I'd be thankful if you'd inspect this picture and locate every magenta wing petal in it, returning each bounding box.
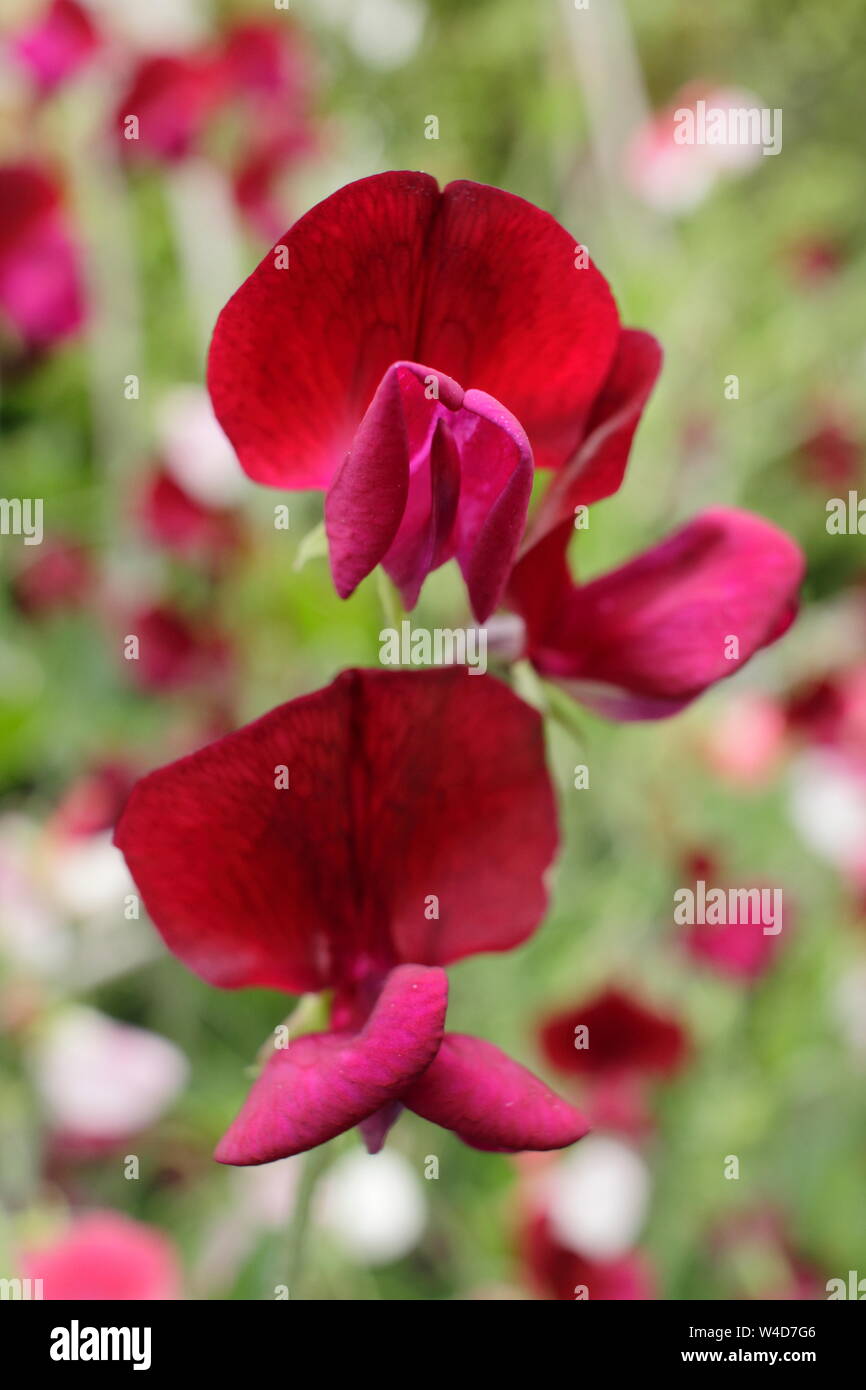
[525,508,805,720]
[215,965,448,1164]
[403,1034,589,1152]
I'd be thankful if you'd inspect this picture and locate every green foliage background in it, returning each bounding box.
[1,0,864,1299]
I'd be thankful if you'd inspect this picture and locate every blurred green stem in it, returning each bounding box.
[286,1144,331,1298]
[375,569,405,630]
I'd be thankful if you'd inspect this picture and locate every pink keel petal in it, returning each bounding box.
[404,1034,589,1153]
[215,965,448,1165]
[325,361,532,621]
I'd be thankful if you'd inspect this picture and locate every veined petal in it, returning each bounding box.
[208,172,619,489]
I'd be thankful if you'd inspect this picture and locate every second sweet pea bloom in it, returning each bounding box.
[505,330,806,718]
[114,668,588,1163]
[207,170,621,620]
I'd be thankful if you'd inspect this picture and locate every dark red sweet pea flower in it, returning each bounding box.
[208,171,621,616]
[10,0,100,97]
[121,603,232,694]
[540,986,688,1082]
[798,413,862,490]
[114,668,589,1162]
[0,163,84,348]
[522,1211,654,1301]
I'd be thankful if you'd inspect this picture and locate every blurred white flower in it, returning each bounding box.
[788,750,866,870]
[318,0,426,71]
[544,1134,651,1259]
[45,831,133,919]
[316,1148,427,1264]
[31,1006,188,1140]
[0,815,71,976]
[87,0,208,49]
[157,386,247,508]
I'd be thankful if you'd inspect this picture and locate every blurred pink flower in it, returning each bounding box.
[49,763,135,840]
[703,693,786,788]
[10,0,100,96]
[22,1211,181,1299]
[626,84,768,214]
[31,1006,188,1149]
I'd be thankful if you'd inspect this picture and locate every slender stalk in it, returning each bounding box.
[375,568,405,631]
[285,1144,331,1298]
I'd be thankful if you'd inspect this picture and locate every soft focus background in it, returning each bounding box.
[1,0,865,1300]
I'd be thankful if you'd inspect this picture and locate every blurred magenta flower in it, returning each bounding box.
[10,535,93,616]
[114,52,222,163]
[120,603,232,693]
[798,413,862,489]
[208,170,624,615]
[678,858,787,982]
[0,163,84,348]
[10,0,100,96]
[685,907,784,981]
[21,1211,181,1300]
[220,19,317,239]
[114,668,589,1162]
[113,19,315,235]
